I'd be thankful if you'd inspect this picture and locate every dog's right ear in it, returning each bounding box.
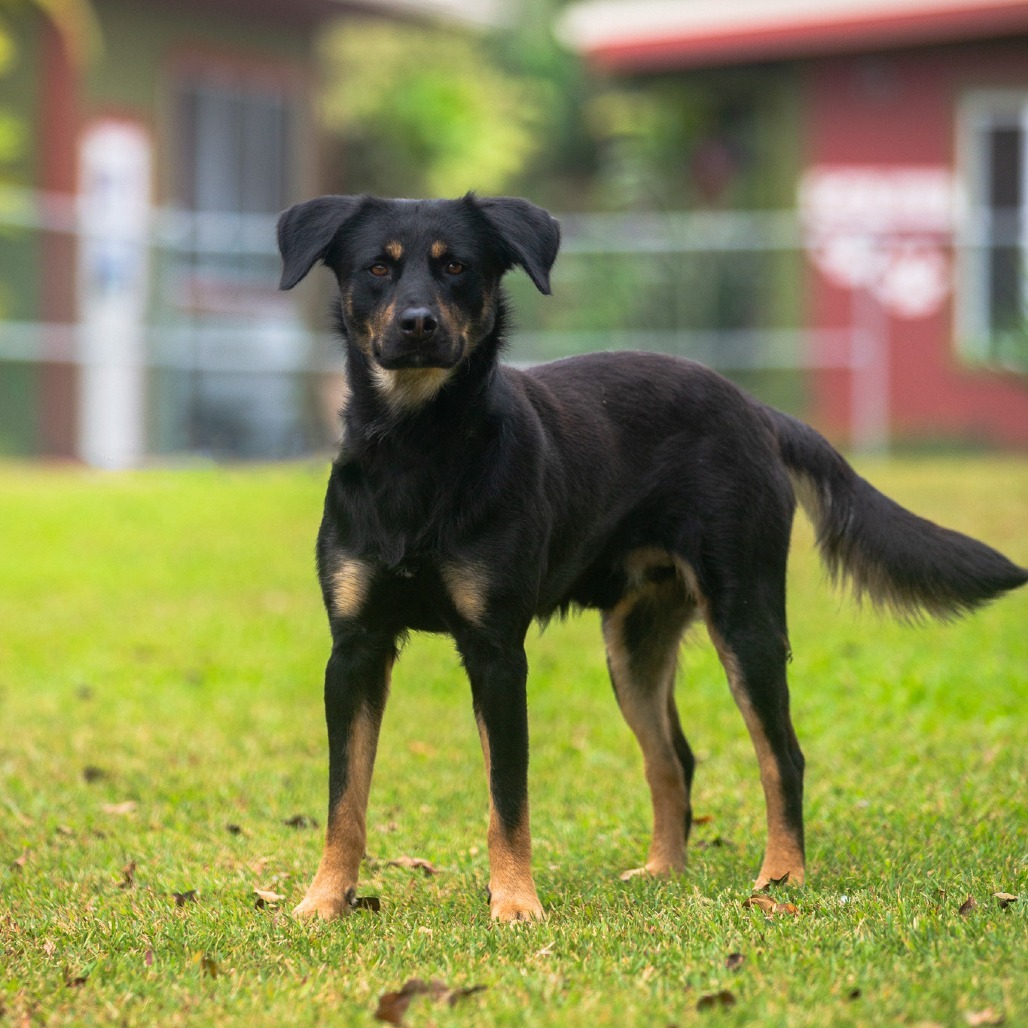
[277,195,364,290]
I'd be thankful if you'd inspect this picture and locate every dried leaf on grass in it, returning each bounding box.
[743,894,798,916]
[374,978,486,1024]
[958,895,977,916]
[81,766,106,783]
[993,892,1018,910]
[254,888,285,909]
[964,1009,1005,1026]
[387,856,440,876]
[10,852,27,872]
[194,953,218,979]
[118,861,137,889]
[144,949,154,967]
[695,836,734,850]
[697,990,736,1011]
[725,952,745,971]
[63,967,88,988]
[172,890,197,907]
[283,814,317,829]
[101,801,137,816]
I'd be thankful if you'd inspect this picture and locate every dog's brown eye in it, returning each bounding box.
[445,261,465,276]
[369,263,390,277]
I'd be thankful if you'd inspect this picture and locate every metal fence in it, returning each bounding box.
[0,188,883,464]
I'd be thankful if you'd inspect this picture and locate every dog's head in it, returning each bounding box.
[277,194,559,406]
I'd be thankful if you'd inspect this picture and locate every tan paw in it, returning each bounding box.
[292,885,354,921]
[489,888,545,922]
[620,859,684,881]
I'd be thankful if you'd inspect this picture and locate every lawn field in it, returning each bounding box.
[1,456,1025,1026]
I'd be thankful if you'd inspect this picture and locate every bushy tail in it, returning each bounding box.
[770,410,1027,621]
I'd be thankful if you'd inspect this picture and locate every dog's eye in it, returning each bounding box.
[445,261,465,276]
[368,263,390,278]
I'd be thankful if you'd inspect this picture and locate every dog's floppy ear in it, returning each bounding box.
[475,196,561,295]
[277,195,364,290]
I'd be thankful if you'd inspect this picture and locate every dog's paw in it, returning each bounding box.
[489,888,545,923]
[292,886,354,921]
[619,859,685,881]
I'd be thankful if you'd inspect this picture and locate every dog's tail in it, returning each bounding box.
[770,410,1027,621]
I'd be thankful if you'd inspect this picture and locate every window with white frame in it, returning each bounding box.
[957,92,1028,371]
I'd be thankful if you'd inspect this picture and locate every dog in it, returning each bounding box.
[276,193,1027,922]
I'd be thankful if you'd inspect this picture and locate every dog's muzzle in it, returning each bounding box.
[374,306,463,369]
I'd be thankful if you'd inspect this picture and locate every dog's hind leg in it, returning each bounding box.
[602,580,697,880]
[704,588,806,889]
[294,631,395,920]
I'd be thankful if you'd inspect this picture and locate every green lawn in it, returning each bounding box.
[1,457,1025,1026]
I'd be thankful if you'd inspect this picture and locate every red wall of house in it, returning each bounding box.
[806,40,1028,449]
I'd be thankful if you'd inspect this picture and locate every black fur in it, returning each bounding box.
[278,193,1027,921]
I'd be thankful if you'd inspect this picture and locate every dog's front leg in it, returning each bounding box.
[294,633,394,921]
[457,632,543,922]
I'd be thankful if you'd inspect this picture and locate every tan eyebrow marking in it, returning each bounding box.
[430,240,447,260]
[384,241,403,261]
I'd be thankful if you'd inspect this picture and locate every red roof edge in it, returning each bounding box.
[588,3,1028,73]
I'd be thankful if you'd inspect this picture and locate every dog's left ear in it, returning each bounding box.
[475,196,561,295]
[277,194,365,290]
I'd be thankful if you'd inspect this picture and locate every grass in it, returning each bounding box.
[0,456,1025,1026]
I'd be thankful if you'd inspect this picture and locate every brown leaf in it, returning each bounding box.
[81,765,106,783]
[172,890,197,907]
[387,856,440,876]
[118,861,136,889]
[693,814,714,825]
[697,990,736,1011]
[695,836,734,849]
[743,894,797,916]
[725,952,745,971]
[200,955,218,979]
[958,895,978,916]
[283,814,317,829]
[965,1009,1005,1026]
[374,979,485,1024]
[43,941,57,958]
[10,853,27,872]
[63,967,88,988]
[101,801,137,816]
[144,949,154,967]
[254,888,285,909]
[993,892,1018,910]
[225,823,244,836]
[55,825,75,837]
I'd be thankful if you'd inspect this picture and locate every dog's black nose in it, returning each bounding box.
[399,307,438,340]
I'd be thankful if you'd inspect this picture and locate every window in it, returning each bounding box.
[957,93,1028,371]
[174,70,294,282]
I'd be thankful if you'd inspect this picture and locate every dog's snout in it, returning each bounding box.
[399,307,438,341]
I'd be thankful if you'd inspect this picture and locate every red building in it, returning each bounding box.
[561,0,1028,449]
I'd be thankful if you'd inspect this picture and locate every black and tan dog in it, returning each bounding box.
[277,193,1026,922]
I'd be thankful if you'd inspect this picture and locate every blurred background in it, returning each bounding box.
[0,0,1025,466]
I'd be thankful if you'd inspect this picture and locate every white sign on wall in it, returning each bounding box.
[77,120,152,469]
[799,165,959,319]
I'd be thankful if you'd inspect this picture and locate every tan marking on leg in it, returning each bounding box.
[331,559,372,621]
[430,240,447,259]
[709,634,805,888]
[294,693,388,920]
[476,717,543,922]
[603,594,688,879]
[442,563,488,625]
[384,241,403,261]
[371,366,453,410]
